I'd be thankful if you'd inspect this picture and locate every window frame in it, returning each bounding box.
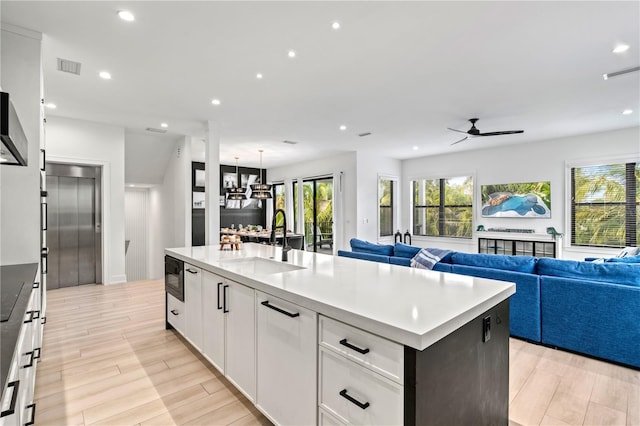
[409,174,474,239]
[378,175,398,238]
[566,156,639,249]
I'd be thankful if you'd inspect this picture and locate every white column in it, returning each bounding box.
[205,121,221,245]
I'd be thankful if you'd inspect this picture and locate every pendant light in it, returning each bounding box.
[227,157,247,200]
[250,149,272,199]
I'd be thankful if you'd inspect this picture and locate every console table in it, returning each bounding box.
[477,232,561,258]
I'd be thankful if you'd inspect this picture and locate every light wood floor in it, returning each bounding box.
[34,280,639,426]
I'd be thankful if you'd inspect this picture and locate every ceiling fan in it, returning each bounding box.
[448,118,524,145]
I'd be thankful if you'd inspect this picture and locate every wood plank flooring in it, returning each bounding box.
[34,280,639,425]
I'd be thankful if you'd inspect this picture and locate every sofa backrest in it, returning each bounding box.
[537,257,640,286]
[350,238,394,256]
[393,242,421,259]
[451,252,538,273]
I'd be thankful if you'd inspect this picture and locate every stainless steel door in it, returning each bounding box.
[46,164,102,289]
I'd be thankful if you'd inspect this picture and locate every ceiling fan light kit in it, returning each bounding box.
[448,118,524,145]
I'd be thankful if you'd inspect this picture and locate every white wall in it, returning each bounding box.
[148,137,191,279]
[46,116,127,283]
[0,25,42,265]
[356,152,402,243]
[268,152,357,251]
[402,126,640,260]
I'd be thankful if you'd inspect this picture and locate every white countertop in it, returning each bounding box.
[166,244,515,351]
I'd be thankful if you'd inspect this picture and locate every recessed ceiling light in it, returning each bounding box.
[332,22,341,30]
[339,125,346,131]
[161,122,168,128]
[46,103,57,109]
[288,50,296,58]
[99,71,111,80]
[622,109,633,115]
[256,73,263,79]
[613,44,630,54]
[117,10,135,22]
[211,99,221,105]
[413,146,419,150]
[128,184,135,187]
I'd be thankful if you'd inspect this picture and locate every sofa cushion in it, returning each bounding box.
[606,255,640,264]
[451,252,537,273]
[394,243,421,259]
[350,238,394,256]
[537,257,640,286]
[337,250,390,264]
[389,257,411,267]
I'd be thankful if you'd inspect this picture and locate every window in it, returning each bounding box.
[273,183,285,227]
[412,176,473,238]
[571,162,639,247]
[379,178,394,237]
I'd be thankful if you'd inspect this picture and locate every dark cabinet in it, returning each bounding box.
[478,234,559,258]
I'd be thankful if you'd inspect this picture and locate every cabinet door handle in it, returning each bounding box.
[223,285,229,313]
[186,268,198,274]
[339,339,370,354]
[217,282,223,310]
[25,403,36,426]
[170,309,179,316]
[23,351,35,368]
[0,380,19,417]
[33,281,40,289]
[34,347,41,360]
[260,300,300,318]
[24,310,34,324]
[339,389,370,410]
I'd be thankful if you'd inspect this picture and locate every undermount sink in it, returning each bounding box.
[219,257,306,275]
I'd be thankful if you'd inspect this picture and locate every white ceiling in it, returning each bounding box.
[2,1,639,177]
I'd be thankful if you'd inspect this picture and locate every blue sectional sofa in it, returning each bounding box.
[338,239,640,369]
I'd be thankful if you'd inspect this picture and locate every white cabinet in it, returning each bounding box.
[184,264,203,350]
[166,293,186,335]
[202,271,226,373]
[256,291,317,426]
[225,280,256,402]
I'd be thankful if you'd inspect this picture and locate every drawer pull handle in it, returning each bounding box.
[186,268,198,274]
[24,310,35,324]
[223,285,229,313]
[25,403,36,426]
[170,309,179,316]
[23,351,35,368]
[0,380,19,417]
[217,282,223,310]
[260,300,300,318]
[34,347,42,360]
[339,389,370,410]
[339,338,370,354]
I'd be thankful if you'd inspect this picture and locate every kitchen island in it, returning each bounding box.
[165,243,515,426]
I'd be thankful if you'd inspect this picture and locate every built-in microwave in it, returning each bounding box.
[165,256,184,301]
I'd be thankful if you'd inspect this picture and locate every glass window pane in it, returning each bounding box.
[574,164,626,203]
[574,205,625,246]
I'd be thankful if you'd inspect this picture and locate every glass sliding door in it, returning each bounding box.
[273,183,285,227]
[303,177,333,253]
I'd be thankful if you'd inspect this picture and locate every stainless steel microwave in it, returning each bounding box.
[165,256,184,301]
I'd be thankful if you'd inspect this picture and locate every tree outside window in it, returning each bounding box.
[379,178,393,237]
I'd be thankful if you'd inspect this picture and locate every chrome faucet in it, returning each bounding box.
[271,208,291,261]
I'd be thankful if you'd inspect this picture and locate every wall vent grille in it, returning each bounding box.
[57,58,82,75]
[145,127,167,134]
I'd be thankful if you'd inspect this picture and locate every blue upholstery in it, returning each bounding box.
[452,265,541,342]
[393,242,421,259]
[538,257,640,286]
[607,255,640,264]
[350,238,394,256]
[389,257,411,267]
[541,276,640,368]
[337,250,390,264]
[451,252,537,273]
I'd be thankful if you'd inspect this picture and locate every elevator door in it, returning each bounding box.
[46,164,102,289]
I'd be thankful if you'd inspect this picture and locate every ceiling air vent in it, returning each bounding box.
[57,58,82,75]
[145,127,167,134]
[358,132,372,137]
[283,140,298,145]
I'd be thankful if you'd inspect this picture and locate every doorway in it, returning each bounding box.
[46,163,102,288]
[303,177,333,254]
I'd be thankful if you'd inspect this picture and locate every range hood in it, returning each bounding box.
[0,91,28,166]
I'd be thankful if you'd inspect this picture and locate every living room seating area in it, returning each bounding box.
[338,239,640,369]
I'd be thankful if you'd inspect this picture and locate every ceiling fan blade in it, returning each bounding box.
[447,127,469,134]
[450,136,468,145]
[478,130,524,136]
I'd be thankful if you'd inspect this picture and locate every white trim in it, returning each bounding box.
[1,23,42,40]
[564,154,639,250]
[47,155,111,285]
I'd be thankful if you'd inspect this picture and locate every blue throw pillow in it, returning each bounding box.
[451,253,537,273]
[350,238,394,256]
[394,243,421,259]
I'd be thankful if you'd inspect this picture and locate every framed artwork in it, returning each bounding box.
[481,181,551,218]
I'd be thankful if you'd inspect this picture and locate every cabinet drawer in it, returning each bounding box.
[319,407,347,426]
[166,293,186,334]
[319,316,404,384]
[319,347,403,426]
